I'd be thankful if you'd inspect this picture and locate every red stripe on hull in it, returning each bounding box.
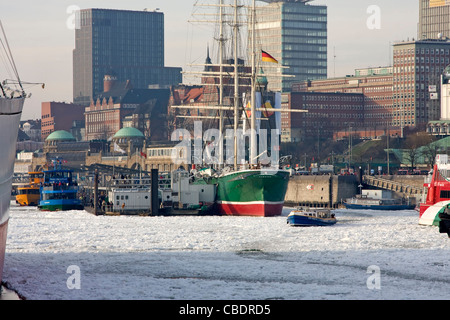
[0,219,8,284]
[218,202,284,217]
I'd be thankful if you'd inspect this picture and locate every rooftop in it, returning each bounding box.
[113,127,144,139]
[46,130,76,142]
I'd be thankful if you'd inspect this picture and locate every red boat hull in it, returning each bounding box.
[218,201,284,217]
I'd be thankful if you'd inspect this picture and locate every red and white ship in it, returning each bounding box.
[419,154,450,226]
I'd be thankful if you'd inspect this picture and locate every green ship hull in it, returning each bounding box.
[38,200,84,211]
[215,169,290,216]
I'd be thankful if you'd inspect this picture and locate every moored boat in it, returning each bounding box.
[344,189,415,211]
[287,208,337,227]
[419,154,450,226]
[38,166,83,211]
[15,171,43,206]
[343,196,415,210]
[105,169,216,215]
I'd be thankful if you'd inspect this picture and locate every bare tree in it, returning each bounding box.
[403,132,433,170]
[423,143,440,169]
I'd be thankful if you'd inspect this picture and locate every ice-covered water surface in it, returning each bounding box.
[3,203,450,300]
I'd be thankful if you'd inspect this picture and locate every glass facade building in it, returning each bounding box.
[255,0,327,92]
[73,8,182,106]
[418,0,450,40]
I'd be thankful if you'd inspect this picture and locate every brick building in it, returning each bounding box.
[393,39,450,133]
[288,66,394,141]
[41,102,85,141]
[283,91,364,142]
[84,74,170,141]
[289,39,450,140]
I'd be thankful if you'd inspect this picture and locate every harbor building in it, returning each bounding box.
[284,91,364,142]
[392,39,450,132]
[41,102,85,141]
[288,38,450,140]
[84,73,170,142]
[255,0,327,92]
[73,8,182,106]
[31,127,185,174]
[288,66,394,142]
[418,0,450,40]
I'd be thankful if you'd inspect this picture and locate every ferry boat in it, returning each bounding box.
[287,208,337,227]
[0,20,27,287]
[38,166,83,211]
[419,154,450,226]
[106,169,215,215]
[15,171,43,206]
[344,189,415,211]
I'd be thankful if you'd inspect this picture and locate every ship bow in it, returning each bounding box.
[217,169,290,217]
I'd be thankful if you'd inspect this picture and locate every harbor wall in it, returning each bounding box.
[285,175,358,208]
[284,174,426,208]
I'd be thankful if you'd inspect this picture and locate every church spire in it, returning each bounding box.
[204,43,212,71]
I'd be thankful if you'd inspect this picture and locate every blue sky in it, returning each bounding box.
[1,0,418,119]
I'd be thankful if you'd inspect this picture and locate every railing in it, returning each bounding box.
[78,172,172,190]
[41,185,79,192]
[362,175,422,195]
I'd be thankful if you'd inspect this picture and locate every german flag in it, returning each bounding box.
[261,50,278,63]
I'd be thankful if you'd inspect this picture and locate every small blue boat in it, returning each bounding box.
[287,208,337,227]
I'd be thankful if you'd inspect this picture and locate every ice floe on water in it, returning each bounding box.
[3,202,450,300]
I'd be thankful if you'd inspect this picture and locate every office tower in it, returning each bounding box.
[255,0,327,92]
[418,0,450,40]
[393,39,450,132]
[73,8,182,106]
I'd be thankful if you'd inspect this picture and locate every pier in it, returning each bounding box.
[13,167,427,211]
[362,175,423,196]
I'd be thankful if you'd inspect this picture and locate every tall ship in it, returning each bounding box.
[38,162,84,211]
[0,21,27,287]
[419,154,450,226]
[214,168,289,216]
[15,171,43,206]
[172,0,298,216]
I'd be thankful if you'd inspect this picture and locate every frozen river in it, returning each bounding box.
[2,201,450,300]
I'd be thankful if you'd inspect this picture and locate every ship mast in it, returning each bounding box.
[250,0,257,166]
[233,0,240,170]
[172,0,306,168]
[218,0,225,169]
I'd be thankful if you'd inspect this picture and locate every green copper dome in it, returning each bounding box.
[113,127,144,139]
[46,130,76,141]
